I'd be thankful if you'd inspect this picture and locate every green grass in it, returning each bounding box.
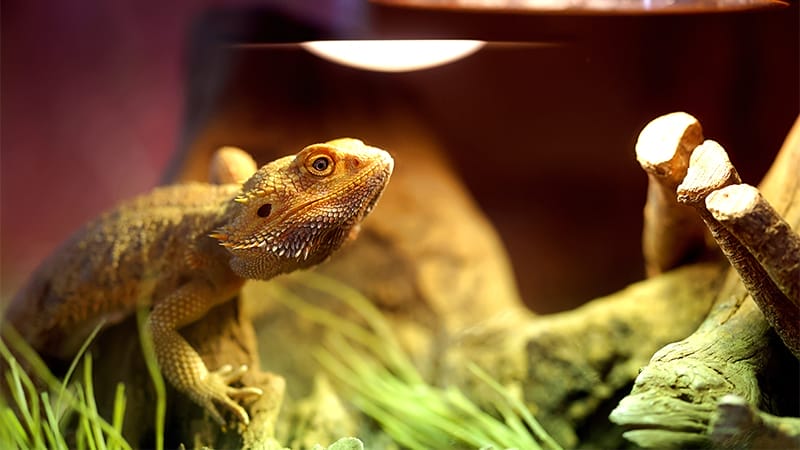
[0,332,129,450]
[0,312,166,450]
[270,272,563,450]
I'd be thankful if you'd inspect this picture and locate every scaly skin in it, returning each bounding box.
[5,138,393,425]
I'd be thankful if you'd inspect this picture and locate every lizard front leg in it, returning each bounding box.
[146,278,262,425]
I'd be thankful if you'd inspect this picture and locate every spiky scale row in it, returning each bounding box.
[233,188,268,204]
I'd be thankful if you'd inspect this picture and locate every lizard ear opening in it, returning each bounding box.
[256,203,272,218]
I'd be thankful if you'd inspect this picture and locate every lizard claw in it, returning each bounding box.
[199,364,264,425]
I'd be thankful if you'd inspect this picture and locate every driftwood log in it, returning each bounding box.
[440,263,723,448]
[610,113,800,448]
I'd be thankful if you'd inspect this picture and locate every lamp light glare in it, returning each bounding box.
[301,40,486,72]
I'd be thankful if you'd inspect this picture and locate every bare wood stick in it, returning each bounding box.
[636,112,703,186]
[706,184,800,353]
[676,140,742,203]
[707,184,800,305]
[636,112,709,276]
[677,141,800,358]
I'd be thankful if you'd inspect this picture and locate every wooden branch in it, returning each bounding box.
[635,112,709,276]
[636,112,703,188]
[706,184,800,307]
[676,139,741,204]
[676,142,800,358]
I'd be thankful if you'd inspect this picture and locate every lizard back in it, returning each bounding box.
[6,182,240,358]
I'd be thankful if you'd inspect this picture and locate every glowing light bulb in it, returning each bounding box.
[301,40,486,73]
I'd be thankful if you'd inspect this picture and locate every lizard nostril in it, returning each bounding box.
[256,204,272,218]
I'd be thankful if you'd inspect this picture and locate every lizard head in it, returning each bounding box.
[212,138,394,280]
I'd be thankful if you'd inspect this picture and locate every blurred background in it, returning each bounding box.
[2,0,798,312]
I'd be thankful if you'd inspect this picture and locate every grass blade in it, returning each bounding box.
[1,408,31,448]
[109,383,127,450]
[136,307,165,450]
[469,363,563,450]
[58,321,105,412]
[41,391,68,450]
[5,358,42,448]
[82,355,107,450]
[76,386,98,450]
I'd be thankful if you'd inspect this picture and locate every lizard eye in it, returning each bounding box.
[306,154,334,176]
[256,203,272,218]
[313,157,328,171]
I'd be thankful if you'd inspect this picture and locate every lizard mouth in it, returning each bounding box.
[363,195,379,217]
[361,156,394,215]
[361,170,390,217]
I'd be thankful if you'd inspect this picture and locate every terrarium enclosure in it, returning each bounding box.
[1,1,798,449]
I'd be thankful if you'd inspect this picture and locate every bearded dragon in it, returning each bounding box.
[4,138,393,425]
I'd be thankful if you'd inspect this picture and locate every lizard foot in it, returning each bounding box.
[198,364,264,425]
